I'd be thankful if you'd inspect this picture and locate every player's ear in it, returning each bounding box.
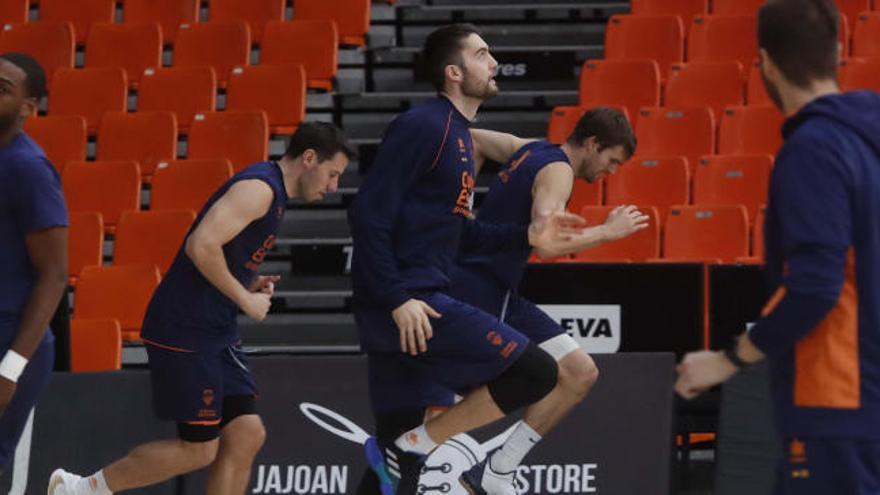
[302,149,318,168]
[446,64,463,84]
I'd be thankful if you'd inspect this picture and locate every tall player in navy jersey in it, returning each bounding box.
[49,123,355,495]
[348,24,587,495]
[0,53,66,474]
[359,109,647,495]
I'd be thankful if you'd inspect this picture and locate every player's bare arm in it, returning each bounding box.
[471,128,535,174]
[186,180,276,322]
[529,164,647,258]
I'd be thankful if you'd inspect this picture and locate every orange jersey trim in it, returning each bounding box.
[185,419,222,426]
[142,338,195,353]
[794,248,861,409]
[428,109,454,172]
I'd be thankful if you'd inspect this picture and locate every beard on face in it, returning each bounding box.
[0,107,20,136]
[460,66,498,101]
[761,70,785,111]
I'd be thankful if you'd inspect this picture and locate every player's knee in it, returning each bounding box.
[488,343,558,414]
[227,415,267,457]
[558,351,599,400]
[181,438,219,469]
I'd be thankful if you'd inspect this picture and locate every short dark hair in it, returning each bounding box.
[567,107,636,158]
[758,0,839,88]
[285,121,357,162]
[0,52,47,99]
[420,23,482,93]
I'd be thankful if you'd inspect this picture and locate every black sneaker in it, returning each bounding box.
[385,443,426,495]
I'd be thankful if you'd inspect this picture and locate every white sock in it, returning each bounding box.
[490,422,542,474]
[394,425,438,455]
[77,470,112,495]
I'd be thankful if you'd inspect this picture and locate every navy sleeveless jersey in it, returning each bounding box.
[458,141,569,291]
[142,161,288,351]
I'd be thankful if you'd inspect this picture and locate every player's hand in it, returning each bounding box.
[0,378,15,413]
[528,211,587,248]
[249,275,281,295]
[392,299,442,356]
[603,205,650,241]
[674,351,738,399]
[240,292,272,322]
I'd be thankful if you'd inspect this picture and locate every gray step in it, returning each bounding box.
[238,313,359,349]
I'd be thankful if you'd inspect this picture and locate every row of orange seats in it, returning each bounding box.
[564,154,770,222]
[575,57,880,121]
[33,108,268,180]
[531,203,765,264]
[550,104,782,169]
[1,20,338,90]
[0,0,369,45]
[632,0,874,29]
[605,11,880,77]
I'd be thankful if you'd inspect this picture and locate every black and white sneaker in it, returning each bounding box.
[460,456,517,495]
[385,443,427,495]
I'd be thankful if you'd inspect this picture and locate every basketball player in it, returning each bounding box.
[49,123,355,495]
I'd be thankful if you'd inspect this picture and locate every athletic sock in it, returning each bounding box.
[394,424,438,456]
[78,470,112,495]
[489,421,542,474]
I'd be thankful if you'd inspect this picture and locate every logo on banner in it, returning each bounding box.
[538,305,622,354]
[263,403,599,494]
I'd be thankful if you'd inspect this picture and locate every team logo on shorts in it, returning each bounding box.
[202,388,215,406]
[486,330,519,358]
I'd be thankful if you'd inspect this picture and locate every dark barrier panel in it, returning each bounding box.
[715,363,780,495]
[708,265,766,350]
[0,371,177,494]
[520,263,704,356]
[3,353,675,494]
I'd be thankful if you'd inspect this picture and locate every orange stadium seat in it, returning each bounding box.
[261,20,338,91]
[209,0,285,43]
[693,154,772,222]
[567,178,604,212]
[85,22,162,88]
[187,111,268,172]
[62,160,141,232]
[578,59,661,118]
[837,0,873,27]
[853,11,880,56]
[138,66,217,131]
[546,105,630,145]
[24,115,87,173]
[150,159,233,212]
[573,205,661,262]
[114,209,196,274]
[840,56,880,91]
[718,105,785,156]
[0,22,75,81]
[123,0,199,45]
[753,206,766,258]
[664,205,750,262]
[688,15,757,68]
[711,0,765,15]
[74,264,161,340]
[96,111,178,180]
[48,67,127,133]
[604,14,685,76]
[635,106,715,174]
[605,156,689,223]
[294,0,370,47]
[174,21,250,87]
[746,61,772,105]
[70,318,122,372]
[227,64,306,134]
[630,0,709,28]
[0,0,27,24]
[664,61,745,119]
[68,211,103,285]
[38,0,115,45]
